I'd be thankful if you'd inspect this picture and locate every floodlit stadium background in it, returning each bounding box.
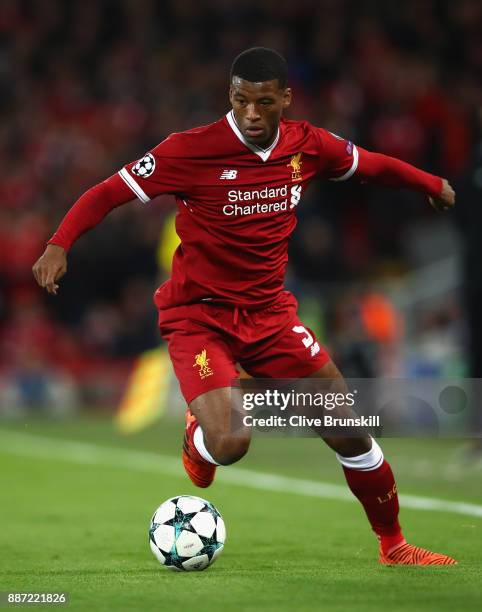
[0,0,481,421]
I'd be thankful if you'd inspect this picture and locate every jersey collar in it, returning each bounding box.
[226,110,280,162]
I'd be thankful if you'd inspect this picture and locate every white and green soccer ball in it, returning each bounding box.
[149,495,226,571]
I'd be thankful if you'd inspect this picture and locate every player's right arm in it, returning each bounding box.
[32,174,134,295]
[33,135,185,295]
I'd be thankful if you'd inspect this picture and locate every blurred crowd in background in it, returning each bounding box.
[0,0,481,413]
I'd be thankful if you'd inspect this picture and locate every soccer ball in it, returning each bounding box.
[149,495,226,571]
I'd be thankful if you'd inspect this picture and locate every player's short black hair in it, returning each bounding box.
[230,47,288,89]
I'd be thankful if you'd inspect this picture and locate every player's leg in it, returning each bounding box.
[305,359,371,455]
[188,386,251,466]
[306,359,457,565]
[243,305,456,565]
[305,360,404,551]
[160,312,251,488]
[182,386,251,488]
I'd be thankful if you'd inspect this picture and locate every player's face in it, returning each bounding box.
[229,77,292,147]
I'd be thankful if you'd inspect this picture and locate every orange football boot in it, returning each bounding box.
[380,541,457,565]
[182,409,216,488]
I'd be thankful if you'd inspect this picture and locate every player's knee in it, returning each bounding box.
[324,436,372,456]
[211,433,251,465]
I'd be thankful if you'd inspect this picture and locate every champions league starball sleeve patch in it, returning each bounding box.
[132,153,156,178]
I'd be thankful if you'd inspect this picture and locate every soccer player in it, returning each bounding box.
[33,48,457,565]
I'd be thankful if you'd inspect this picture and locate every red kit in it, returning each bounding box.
[117,113,358,400]
[49,112,441,402]
[119,112,357,310]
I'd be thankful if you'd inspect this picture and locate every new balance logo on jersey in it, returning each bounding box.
[220,169,238,180]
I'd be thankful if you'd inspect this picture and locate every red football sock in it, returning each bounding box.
[342,459,405,554]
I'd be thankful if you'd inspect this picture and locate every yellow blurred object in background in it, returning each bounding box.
[116,346,171,434]
[157,210,180,275]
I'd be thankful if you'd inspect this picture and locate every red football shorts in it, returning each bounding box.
[158,291,330,404]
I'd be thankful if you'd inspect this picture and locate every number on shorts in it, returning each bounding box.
[292,325,314,348]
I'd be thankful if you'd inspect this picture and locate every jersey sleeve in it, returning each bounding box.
[316,128,359,182]
[118,134,187,203]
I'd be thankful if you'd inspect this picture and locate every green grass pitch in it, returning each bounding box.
[1,416,481,611]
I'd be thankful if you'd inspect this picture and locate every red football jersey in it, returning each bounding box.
[118,111,358,309]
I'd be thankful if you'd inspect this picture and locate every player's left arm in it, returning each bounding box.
[356,147,455,212]
[318,128,455,212]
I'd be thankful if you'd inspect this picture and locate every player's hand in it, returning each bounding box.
[429,178,455,212]
[32,244,67,295]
